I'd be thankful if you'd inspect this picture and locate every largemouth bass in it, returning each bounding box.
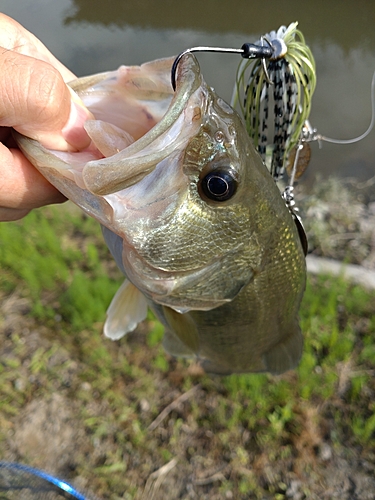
[15,55,306,375]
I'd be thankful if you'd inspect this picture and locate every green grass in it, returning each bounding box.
[0,205,119,324]
[0,203,375,499]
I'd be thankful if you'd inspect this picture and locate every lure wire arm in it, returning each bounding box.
[296,69,375,149]
[171,43,276,91]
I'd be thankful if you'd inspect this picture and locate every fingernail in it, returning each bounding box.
[62,87,94,150]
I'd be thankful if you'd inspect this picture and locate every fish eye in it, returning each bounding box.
[200,169,238,202]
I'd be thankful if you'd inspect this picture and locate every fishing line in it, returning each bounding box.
[307,69,375,146]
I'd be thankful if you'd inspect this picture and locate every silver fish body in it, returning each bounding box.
[15,55,306,374]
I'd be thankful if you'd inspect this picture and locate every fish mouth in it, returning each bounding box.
[80,54,204,196]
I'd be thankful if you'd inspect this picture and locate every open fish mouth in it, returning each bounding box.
[15,55,212,229]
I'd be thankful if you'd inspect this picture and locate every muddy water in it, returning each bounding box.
[2,0,375,186]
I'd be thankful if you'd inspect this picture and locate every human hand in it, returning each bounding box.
[0,13,92,221]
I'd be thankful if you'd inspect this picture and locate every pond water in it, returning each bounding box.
[3,0,375,188]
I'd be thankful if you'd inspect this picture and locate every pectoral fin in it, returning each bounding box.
[262,324,303,375]
[162,330,195,357]
[162,306,199,355]
[104,279,148,340]
[199,359,235,375]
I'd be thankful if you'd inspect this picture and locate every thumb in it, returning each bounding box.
[0,50,92,150]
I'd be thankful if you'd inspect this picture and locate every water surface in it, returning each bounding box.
[2,0,375,186]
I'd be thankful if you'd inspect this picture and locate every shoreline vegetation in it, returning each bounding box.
[1,176,375,499]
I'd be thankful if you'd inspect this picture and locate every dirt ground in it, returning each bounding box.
[2,295,375,500]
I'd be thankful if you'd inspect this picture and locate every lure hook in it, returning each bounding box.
[171,43,276,91]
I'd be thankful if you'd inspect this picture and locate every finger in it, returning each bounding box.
[0,143,66,214]
[0,207,32,222]
[0,50,92,150]
[0,13,75,82]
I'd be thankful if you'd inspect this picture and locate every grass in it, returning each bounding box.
[0,202,375,499]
